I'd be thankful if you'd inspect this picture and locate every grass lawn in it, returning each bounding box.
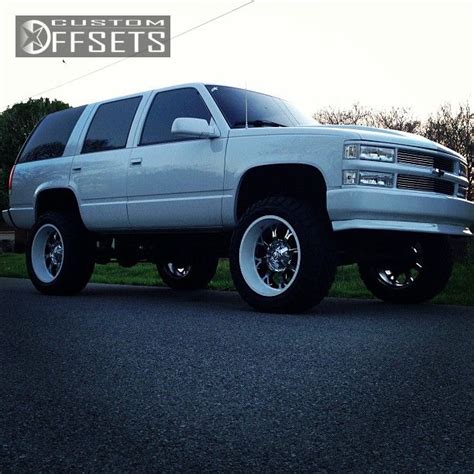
[0,252,472,306]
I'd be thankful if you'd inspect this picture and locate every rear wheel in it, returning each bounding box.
[157,256,219,290]
[358,235,453,304]
[26,212,94,295]
[230,196,336,313]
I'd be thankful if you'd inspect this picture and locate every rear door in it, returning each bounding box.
[70,95,144,230]
[127,87,226,229]
[9,106,86,229]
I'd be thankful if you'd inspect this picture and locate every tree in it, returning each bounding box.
[313,103,422,133]
[373,107,421,134]
[0,98,70,216]
[313,103,374,126]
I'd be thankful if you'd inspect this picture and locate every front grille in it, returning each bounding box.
[397,149,454,173]
[397,174,454,196]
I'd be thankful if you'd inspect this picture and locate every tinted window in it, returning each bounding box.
[140,88,212,146]
[206,85,314,128]
[18,106,86,163]
[82,96,141,154]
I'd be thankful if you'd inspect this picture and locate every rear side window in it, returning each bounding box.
[82,96,141,154]
[140,88,211,146]
[18,106,86,163]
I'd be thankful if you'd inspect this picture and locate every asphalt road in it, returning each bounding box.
[0,278,473,472]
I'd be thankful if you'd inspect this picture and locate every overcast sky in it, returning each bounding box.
[0,0,472,117]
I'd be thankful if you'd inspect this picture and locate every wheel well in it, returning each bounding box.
[35,188,81,221]
[236,164,329,219]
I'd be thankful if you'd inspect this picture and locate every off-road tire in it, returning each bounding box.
[26,211,95,295]
[157,256,219,290]
[230,196,336,313]
[358,235,453,304]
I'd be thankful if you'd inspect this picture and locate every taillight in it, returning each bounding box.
[8,165,15,193]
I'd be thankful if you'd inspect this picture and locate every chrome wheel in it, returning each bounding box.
[377,245,423,289]
[165,263,192,278]
[158,257,218,290]
[359,235,452,304]
[239,215,301,297]
[31,224,64,283]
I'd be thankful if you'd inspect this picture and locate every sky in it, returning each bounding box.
[0,0,472,117]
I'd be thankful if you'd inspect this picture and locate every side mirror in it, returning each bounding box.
[171,117,220,139]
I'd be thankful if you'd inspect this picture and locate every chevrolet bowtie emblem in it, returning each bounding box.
[432,168,445,178]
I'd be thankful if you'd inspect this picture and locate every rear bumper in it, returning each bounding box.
[2,209,17,229]
[328,188,474,236]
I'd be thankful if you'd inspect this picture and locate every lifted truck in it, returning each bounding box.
[3,84,473,312]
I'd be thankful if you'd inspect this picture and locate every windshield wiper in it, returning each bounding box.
[234,120,287,128]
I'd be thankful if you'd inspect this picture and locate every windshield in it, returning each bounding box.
[206,85,315,128]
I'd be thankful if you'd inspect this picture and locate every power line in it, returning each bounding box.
[10,0,255,105]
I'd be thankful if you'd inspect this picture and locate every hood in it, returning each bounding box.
[229,124,464,160]
[314,125,461,157]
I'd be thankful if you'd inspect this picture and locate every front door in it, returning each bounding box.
[127,87,226,229]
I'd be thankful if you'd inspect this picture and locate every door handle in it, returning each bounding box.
[130,158,142,166]
[72,167,82,172]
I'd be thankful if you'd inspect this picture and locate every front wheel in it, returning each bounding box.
[230,197,336,313]
[157,256,219,290]
[358,235,453,304]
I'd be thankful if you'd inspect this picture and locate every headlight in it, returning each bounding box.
[342,170,394,188]
[344,144,395,162]
[457,185,468,199]
[359,171,394,187]
[459,162,468,178]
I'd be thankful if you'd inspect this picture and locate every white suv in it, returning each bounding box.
[3,83,473,312]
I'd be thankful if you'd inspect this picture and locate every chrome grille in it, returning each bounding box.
[397,149,454,173]
[397,174,454,196]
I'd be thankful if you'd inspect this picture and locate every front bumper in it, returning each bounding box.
[328,188,474,236]
[2,209,16,229]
